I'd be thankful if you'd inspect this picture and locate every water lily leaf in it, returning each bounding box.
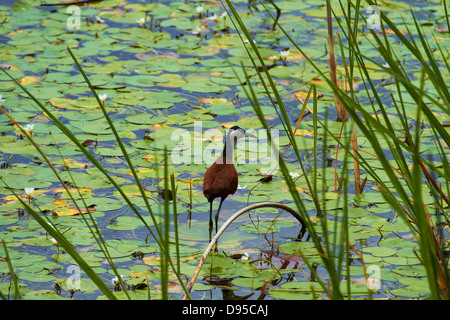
[124,2,173,19]
[280,281,324,291]
[62,110,104,121]
[125,113,154,125]
[181,81,230,93]
[269,289,313,300]
[126,75,169,87]
[96,146,135,157]
[158,73,186,87]
[192,282,214,291]
[49,97,100,110]
[392,265,428,277]
[71,120,112,135]
[232,277,265,289]
[364,246,397,257]
[82,197,124,212]
[239,219,295,234]
[18,270,56,283]
[390,287,430,298]
[0,173,32,189]
[19,75,40,85]
[160,18,197,30]
[107,215,163,231]
[383,256,419,265]
[107,216,141,231]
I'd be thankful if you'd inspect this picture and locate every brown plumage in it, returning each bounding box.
[203,156,238,202]
[202,126,256,238]
[203,155,238,234]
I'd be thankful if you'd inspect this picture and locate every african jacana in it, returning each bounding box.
[248,0,281,31]
[203,126,257,237]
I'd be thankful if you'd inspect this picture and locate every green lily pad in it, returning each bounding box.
[125,113,154,125]
[181,81,230,93]
[364,246,397,257]
[239,219,295,234]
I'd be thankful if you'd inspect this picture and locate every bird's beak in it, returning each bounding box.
[245,132,257,139]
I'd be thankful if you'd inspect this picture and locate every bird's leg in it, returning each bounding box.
[271,1,281,31]
[209,201,214,242]
[215,197,226,234]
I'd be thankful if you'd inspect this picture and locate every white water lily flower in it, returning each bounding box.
[237,184,247,190]
[0,95,5,103]
[207,14,218,22]
[111,275,123,284]
[99,94,107,101]
[243,38,257,45]
[221,12,227,19]
[50,237,60,246]
[196,6,204,15]
[192,26,202,35]
[241,252,249,260]
[289,172,300,179]
[137,18,146,26]
[24,187,34,195]
[23,124,34,133]
[280,49,290,60]
[95,16,104,23]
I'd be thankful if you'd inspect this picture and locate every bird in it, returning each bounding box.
[248,0,281,31]
[203,126,257,239]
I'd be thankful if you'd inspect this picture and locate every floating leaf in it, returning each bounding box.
[49,97,100,110]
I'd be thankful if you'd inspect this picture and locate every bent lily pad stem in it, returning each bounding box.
[182,202,306,299]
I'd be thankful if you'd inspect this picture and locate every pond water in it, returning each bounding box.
[0,0,449,300]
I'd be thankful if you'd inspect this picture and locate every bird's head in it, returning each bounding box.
[227,126,257,141]
[222,126,257,160]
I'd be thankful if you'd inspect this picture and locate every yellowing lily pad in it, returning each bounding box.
[19,75,40,85]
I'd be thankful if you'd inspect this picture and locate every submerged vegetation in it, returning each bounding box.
[0,0,449,300]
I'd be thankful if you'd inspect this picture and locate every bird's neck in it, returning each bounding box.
[221,135,236,163]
